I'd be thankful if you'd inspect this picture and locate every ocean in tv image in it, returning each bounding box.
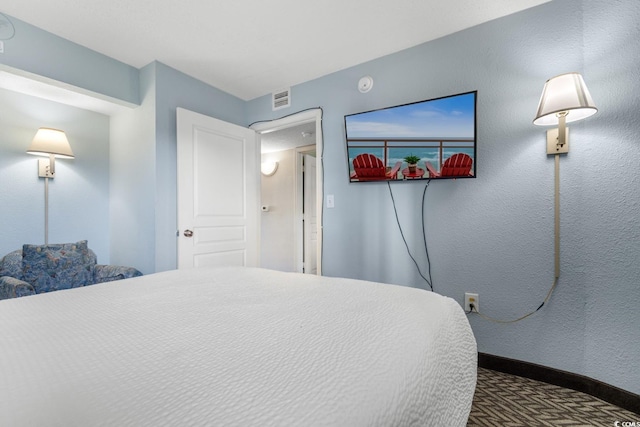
[345,91,476,181]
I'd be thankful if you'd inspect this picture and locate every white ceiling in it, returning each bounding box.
[261,122,317,154]
[1,1,549,101]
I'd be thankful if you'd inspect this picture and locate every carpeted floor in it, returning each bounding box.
[468,367,638,426]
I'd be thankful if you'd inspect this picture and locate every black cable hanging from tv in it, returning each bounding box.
[387,181,434,291]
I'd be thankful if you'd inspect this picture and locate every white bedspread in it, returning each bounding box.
[0,267,476,426]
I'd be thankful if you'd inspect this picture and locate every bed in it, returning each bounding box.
[0,266,477,426]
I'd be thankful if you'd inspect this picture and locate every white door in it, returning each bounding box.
[303,154,318,274]
[177,108,260,269]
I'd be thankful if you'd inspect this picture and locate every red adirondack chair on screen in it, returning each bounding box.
[350,153,402,181]
[426,153,473,178]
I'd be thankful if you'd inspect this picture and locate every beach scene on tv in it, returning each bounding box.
[345,91,476,182]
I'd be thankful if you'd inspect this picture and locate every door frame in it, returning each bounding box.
[250,109,323,275]
[296,147,316,273]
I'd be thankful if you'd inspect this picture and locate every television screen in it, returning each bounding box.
[345,91,477,182]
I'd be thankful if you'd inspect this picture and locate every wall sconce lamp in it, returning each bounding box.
[27,128,74,244]
[261,161,279,177]
[533,73,597,278]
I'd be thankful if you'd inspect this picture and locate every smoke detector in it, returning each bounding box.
[358,76,374,93]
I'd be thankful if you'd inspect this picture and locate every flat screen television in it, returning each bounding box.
[345,91,477,182]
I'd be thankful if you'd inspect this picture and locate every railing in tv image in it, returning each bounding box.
[347,138,475,181]
[345,91,477,182]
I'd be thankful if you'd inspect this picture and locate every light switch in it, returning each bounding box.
[326,194,335,208]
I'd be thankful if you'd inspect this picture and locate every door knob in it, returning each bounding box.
[183,229,194,237]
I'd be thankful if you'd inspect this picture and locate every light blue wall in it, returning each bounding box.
[581,0,640,394]
[109,63,157,274]
[246,0,640,394]
[0,88,111,262]
[0,15,139,106]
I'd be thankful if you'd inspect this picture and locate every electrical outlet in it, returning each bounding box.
[464,292,479,312]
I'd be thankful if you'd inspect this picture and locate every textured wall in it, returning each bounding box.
[580,0,640,392]
[109,64,157,274]
[246,0,640,394]
[0,88,111,262]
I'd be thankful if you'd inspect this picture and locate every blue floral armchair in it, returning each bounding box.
[0,240,142,300]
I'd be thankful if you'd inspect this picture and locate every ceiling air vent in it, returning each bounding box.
[272,88,290,111]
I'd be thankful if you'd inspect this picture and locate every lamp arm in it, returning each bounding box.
[557,112,567,148]
[48,153,56,176]
[554,153,560,279]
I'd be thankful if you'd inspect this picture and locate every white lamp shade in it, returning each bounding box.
[27,128,74,158]
[533,73,597,126]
